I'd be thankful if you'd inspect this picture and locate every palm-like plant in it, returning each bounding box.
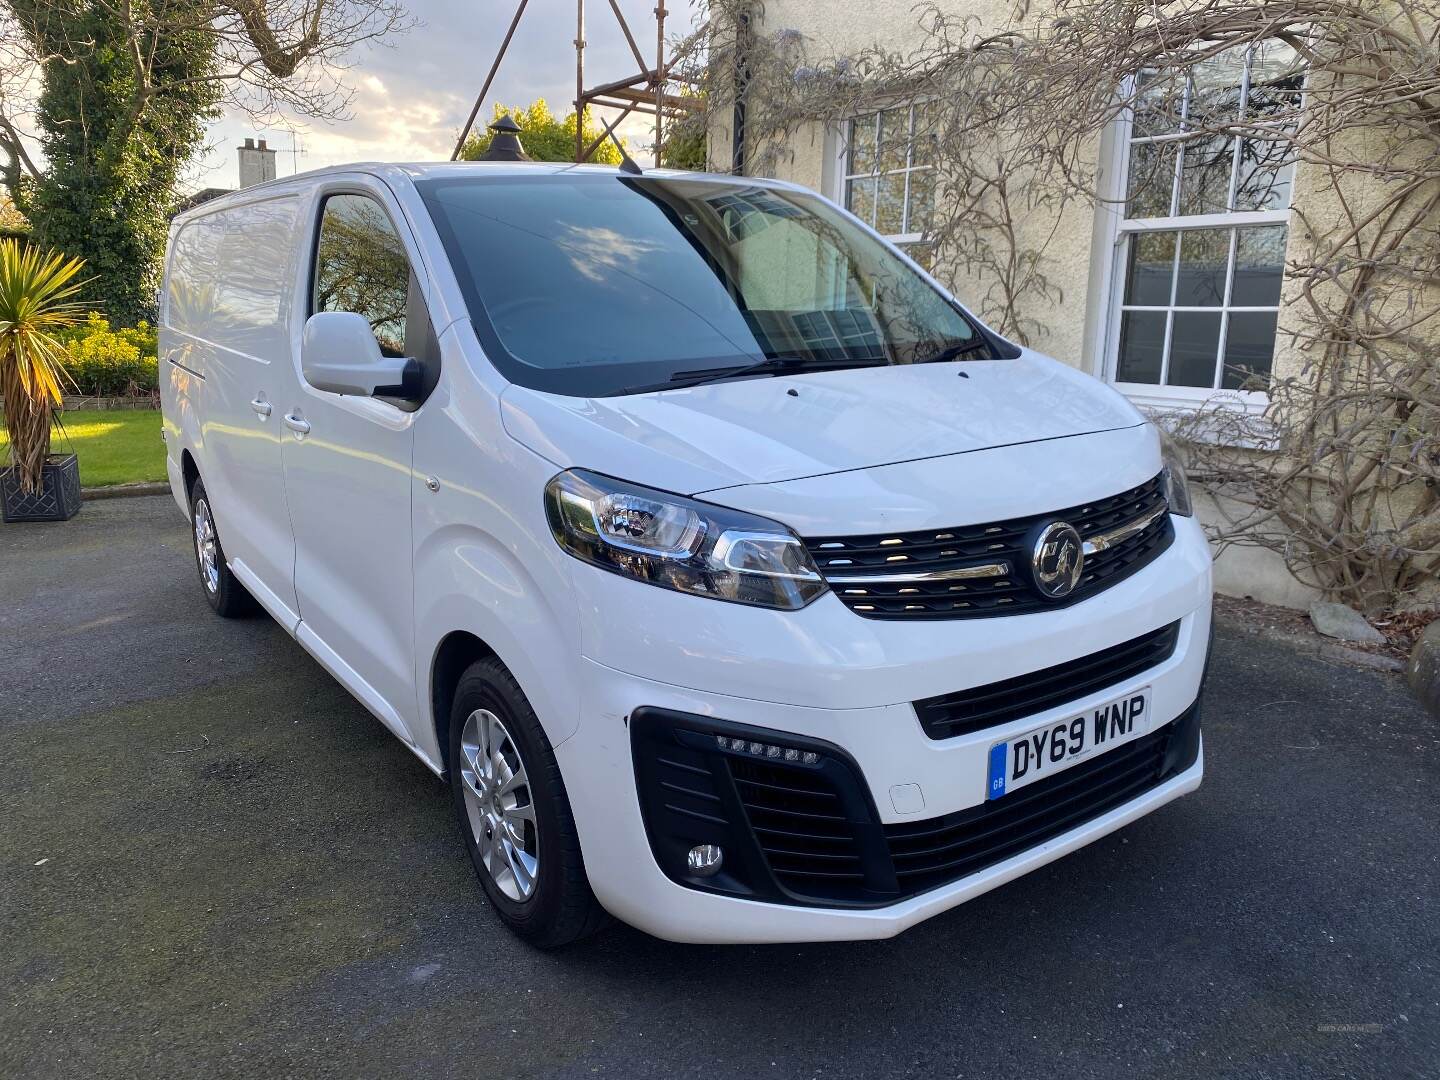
[0,239,87,494]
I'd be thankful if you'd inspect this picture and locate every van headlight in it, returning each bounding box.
[1160,439,1194,518]
[544,469,829,610]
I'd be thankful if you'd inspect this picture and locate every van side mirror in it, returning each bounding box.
[301,311,421,398]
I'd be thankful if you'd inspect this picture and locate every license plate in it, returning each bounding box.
[986,687,1153,800]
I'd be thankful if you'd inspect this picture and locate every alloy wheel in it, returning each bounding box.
[459,708,539,901]
[194,498,220,595]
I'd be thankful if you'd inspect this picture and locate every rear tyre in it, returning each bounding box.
[188,477,256,618]
[449,657,607,948]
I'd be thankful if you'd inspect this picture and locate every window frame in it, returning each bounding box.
[832,104,935,248]
[1095,54,1302,413]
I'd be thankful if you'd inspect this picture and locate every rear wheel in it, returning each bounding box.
[449,657,607,947]
[188,477,256,618]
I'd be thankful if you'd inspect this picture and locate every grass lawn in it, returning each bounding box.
[1,408,166,488]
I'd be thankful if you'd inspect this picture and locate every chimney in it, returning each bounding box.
[238,136,278,188]
[478,115,530,162]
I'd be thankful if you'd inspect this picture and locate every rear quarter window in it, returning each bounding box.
[167,195,300,360]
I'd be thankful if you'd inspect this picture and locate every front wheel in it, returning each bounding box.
[449,657,607,947]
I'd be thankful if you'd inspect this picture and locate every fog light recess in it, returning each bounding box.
[686,844,724,876]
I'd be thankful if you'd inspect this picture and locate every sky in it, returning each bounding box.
[185,0,703,193]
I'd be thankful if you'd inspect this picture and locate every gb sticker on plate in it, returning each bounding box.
[986,742,1010,800]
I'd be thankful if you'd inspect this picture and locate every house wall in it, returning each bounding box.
[728,0,1337,610]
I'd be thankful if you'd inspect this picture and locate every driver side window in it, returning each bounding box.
[313,194,412,357]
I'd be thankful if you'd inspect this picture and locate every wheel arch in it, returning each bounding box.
[180,448,200,497]
[416,536,584,776]
[430,630,500,776]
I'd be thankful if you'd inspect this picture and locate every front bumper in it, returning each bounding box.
[555,516,1211,943]
[631,695,1201,911]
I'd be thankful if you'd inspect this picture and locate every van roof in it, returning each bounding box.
[172,161,797,225]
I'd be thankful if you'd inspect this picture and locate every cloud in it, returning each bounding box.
[190,0,702,190]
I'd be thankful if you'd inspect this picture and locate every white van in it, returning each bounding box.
[160,161,1210,946]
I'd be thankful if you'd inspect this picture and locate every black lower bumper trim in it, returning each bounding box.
[631,693,1203,910]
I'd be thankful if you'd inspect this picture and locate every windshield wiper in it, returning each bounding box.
[620,354,884,395]
[915,337,991,365]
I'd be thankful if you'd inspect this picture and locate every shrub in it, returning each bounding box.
[0,238,87,492]
[56,313,159,397]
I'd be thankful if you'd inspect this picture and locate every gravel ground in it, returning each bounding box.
[2,496,1437,1080]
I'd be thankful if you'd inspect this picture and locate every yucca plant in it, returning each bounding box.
[0,239,87,494]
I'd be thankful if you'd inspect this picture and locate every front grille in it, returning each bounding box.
[914,621,1181,740]
[884,725,1172,894]
[631,698,1202,909]
[804,474,1173,620]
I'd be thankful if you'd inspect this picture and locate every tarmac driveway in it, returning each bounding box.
[2,496,1437,1079]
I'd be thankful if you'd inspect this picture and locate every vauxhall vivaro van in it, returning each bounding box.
[160,161,1210,946]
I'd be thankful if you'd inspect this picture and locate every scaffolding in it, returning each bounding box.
[449,0,699,164]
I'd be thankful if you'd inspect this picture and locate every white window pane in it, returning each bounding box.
[1222,310,1278,390]
[1169,311,1222,387]
[1123,231,1176,306]
[848,115,876,175]
[1126,140,1177,218]
[878,108,908,172]
[1132,69,1184,138]
[1244,72,1303,125]
[1117,310,1166,383]
[1177,134,1235,215]
[1234,225,1286,306]
[1233,140,1294,211]
[905,168,934,235]
[1175,228,1231,306]
[876,172,905,235]
[1247,40,1305,117]
[846,177,876,225]
[911,102,938,166]
[1186,52,1245,127]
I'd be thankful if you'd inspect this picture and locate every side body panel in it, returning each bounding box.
[280,176,427,747]
[162,194,305,625]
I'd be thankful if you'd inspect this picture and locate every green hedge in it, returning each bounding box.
[56,314,160,397]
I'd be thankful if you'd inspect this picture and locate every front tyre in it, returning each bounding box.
[449,657,607,947]
[188,477,256,618]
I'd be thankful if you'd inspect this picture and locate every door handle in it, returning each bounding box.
[283,413,311,436]
[250,397,272,417]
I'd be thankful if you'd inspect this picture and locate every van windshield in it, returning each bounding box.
[417,173,989,397]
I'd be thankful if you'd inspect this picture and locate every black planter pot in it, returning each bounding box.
[2,453,82,523]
